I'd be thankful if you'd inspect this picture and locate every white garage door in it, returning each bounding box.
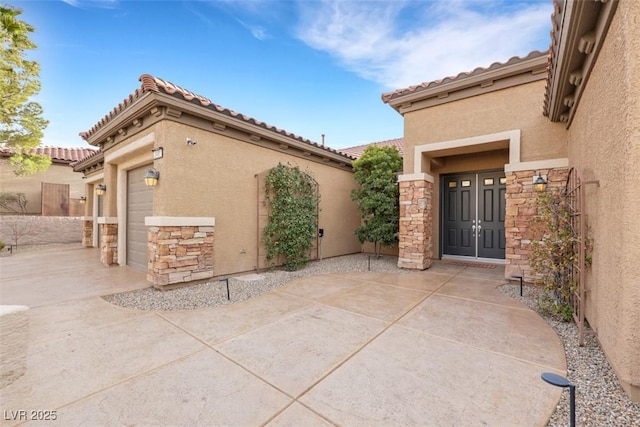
[127,166,153,271]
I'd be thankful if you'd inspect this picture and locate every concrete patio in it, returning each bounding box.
[0,247,566,426]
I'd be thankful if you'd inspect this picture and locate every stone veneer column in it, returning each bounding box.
[398,174,433,270]
[99,219,118,266]
[504,168,569,281]
[146,217,215,288]
[82,218,93,247]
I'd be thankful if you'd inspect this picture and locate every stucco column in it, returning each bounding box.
[398,174,433,270]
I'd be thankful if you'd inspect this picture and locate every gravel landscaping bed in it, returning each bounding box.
[102,253,404,311]
[499,284,640,427]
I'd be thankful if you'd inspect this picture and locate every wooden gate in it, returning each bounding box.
[41,183,69,216]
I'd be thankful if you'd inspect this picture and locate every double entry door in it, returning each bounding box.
[442,171,506,259]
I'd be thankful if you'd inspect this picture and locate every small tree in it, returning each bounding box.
[351,145,402,257]
[0,5,50,175]
[263,163,319,271]
[0,192,28,213]
[5,215,41,248]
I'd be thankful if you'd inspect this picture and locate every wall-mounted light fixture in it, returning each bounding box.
[534,173,548,192]
[95,184,106,196]
[144,168,160,187]
[79,196,87,204]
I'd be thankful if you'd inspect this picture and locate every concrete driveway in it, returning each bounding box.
[0,247,566,426]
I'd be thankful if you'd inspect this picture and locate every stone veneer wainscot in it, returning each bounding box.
[98,217,118,266]
[504,168,569,281]
[82,218,93,247]
[145,217,215,288]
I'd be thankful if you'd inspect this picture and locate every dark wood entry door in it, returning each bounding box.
[442,171,506,259]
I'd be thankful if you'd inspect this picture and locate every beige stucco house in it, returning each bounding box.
[73,75,362,287]
[0,147,95,216]
[383,0,639,401]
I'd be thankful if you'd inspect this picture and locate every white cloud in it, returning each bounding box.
[61,0,119,9]
[237,19,268,40]
[294,0,552,89]
[202,0,281,40]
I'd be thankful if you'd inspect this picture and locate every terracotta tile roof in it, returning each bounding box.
[70,148,102,168]
[0,146,97,164]
[543,0,564,117]
[340,137,404,159]
[381,50,549,103]
[81,74,354,160]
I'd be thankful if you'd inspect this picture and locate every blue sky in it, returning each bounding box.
[11,0,553,150]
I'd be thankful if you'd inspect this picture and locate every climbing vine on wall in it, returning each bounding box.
[263,163,319,271]
[530,188,591,321]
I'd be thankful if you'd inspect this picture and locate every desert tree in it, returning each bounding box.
[1,5,49,175]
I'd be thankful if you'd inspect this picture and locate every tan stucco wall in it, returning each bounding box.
[403,80,567,174]
[0,159,85,214]
[151,122,361,277]
[566,0,640,400]
[402,81,567,258]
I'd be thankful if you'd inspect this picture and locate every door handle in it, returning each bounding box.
[477,225,482,234]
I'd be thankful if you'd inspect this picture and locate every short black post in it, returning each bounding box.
[569,383,576,427]
[519,276,523,297]
[220,278,230,301]
[368,255,371,271]
[541,372,576,427]
[511,275,524,297]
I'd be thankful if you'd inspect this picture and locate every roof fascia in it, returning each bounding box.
[82,90,353,168]
[546,0,618,125]
[83,92,155,146]
[387,55,548,114]
[151,92,353,165]
[397,71,546,115]
[73,150,105,173]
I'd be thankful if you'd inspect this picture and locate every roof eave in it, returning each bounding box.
[544,0,618,126]
[81,91,156,146]
[385,53,549,114]
[153,92,355,165]
[73,150,104,173]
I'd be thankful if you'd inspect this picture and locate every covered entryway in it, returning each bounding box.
[442,170,506,260]
[127,166,153,271]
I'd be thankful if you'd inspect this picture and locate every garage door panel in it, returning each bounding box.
[127,167,153,272]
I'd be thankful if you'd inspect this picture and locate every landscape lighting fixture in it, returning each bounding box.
[541,372,576,427]
[144,168,160,187]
